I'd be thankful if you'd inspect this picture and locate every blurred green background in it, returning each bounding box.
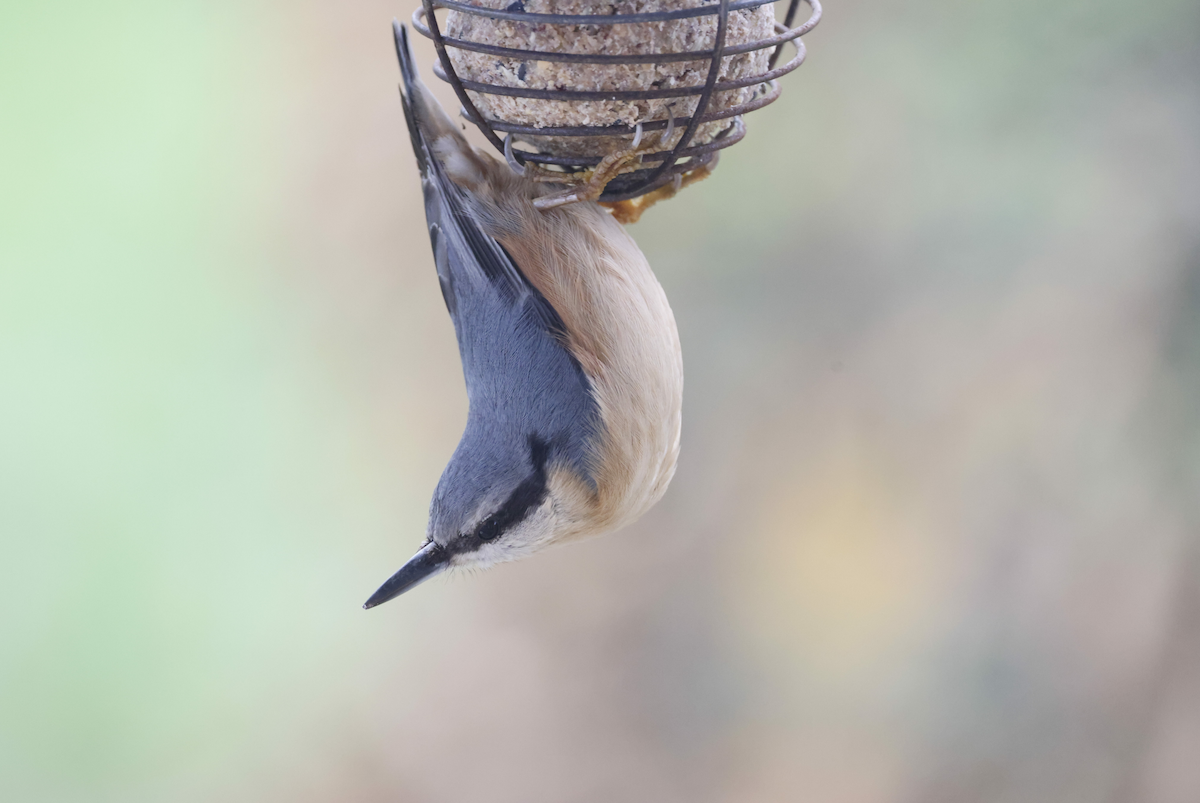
[3,1,1199,801]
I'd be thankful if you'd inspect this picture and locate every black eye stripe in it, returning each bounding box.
[470,434,551,543]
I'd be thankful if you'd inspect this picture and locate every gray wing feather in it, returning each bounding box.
[395,23,599,486]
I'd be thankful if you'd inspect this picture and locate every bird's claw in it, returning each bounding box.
[599,151,720,225]
[504,133,526,177]
[529,112,679,211]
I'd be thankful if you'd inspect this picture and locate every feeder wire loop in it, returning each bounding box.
[413,0,821,202]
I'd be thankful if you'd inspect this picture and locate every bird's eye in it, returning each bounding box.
[476,515,502,542]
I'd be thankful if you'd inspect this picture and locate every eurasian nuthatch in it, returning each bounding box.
[363,24,683,609]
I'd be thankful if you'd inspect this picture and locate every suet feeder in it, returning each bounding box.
[411,0,821,205]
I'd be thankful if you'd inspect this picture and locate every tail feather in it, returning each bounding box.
[394,21,432,177]
[392,19,420,91]
[391,21,534,314]
[392,21,468,181]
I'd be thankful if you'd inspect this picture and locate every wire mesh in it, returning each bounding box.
[412,0,820,201]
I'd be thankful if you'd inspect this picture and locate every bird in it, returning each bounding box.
[362,23,684,609]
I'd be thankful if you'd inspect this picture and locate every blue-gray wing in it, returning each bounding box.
[395,24,599,485]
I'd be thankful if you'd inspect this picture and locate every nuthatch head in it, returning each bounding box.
[364,24,683,609]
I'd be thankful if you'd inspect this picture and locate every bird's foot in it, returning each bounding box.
[600,152,720,225]
[511,114,678,212]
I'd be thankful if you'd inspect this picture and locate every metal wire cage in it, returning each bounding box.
[412,0,821,202]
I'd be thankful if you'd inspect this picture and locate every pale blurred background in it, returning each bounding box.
[3,1,1199,801]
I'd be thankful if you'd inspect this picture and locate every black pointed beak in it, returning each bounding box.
[363,542,450,609]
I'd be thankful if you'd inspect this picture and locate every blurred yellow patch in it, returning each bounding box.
[733,437,943,684]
